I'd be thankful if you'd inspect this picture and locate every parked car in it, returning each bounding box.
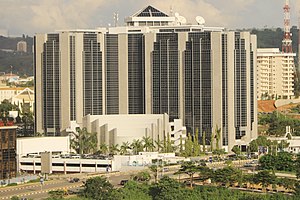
[120,179,128,185]
[69,177,80,183]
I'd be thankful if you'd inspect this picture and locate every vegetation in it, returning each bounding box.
[75,173,300,200]
[258,111,300,136]
[70,127,97,154]
[259,152,295,172]
[0,35,33,76]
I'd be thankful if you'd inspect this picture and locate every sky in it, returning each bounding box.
[0,0,300,36]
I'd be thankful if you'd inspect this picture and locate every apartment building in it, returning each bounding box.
[257,48,295,100]
[34,5,257,151]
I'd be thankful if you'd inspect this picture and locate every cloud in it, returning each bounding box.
[145,0,234,27]
[30,0,110,33]
[0,0,297,36]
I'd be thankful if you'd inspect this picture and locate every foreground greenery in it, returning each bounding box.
[44,175,300,200]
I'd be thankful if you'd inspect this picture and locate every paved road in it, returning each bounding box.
[0,172,134,200]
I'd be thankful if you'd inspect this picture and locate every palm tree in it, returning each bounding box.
[99,143,109,155]
[149,164,161,183]
[155,138,163,153]
[131,139,143,155]
[109,144,119,155]
[120,141,131,155]
[215,126,221,150]
[142,136,155,152]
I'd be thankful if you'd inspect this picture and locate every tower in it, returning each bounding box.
[298,11,300,71]
[282,0,293,53]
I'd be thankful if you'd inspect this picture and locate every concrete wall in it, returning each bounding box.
[17,137,70,156]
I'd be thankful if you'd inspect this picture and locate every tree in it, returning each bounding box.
[155,135,163,152]
[278,140,289,152]
[131,139,143,155]
[109,144,119,155]
[212,166,242,187]
[118,180,151,200]
[193,128,200,156]
[142,136,155,152]
[48,189,67,199]
[81,176,115,200]
[231,145,241,156]
[197,166,213,182]
[19,101,34,136]
[0,99,18,123]
[70,127,97,154]
[149,164,161,183]
[202,131,206,153]
[214,126,221,150]
[99,143,109,155]
[253,170,276,192]
[249,136,271,153]
[210,131,214,151]
[120,141,131,155]
[184,133,193,157]
[276,152,294,172]
[295,154,300,179]
[132,171,151,183]
[150,176,185,200]
[175,161,199,188]
[179,135,183,155]
[277,177,296,191]
[259,154,276,170]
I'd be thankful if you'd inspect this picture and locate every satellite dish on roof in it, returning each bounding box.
[196,16,205,25]
[178,16,187,24]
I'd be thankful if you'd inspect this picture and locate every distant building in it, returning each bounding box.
[34,5,257,151]
[0,87,34,112]
[17,41,27,53]
[268,126,300,154]
[0,126,17,181]
[10,88,34,112]
[257,48,295,100]
[0,73,19,83]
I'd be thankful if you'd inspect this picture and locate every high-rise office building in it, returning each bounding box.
[257,48,295,100]
[34,6,257,151]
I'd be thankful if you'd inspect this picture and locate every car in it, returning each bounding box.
[120,179,128,185]
[73,178,80,182]
[69,177,80,183]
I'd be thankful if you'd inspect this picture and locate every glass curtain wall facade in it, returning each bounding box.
[184,32,212,140]
[83,34,103,116]
[234,33,247,139]
[152,33,179,121]
[42,34,60,136]
[105,34,119,114]
[128,34,145,114]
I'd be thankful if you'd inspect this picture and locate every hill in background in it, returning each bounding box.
[0,35,33,76]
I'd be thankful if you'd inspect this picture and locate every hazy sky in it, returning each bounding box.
[0,0,299,36]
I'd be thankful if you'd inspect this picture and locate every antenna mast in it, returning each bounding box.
[298,11,300,71]
[282,0,293,53]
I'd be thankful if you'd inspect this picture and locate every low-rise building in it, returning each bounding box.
[268,126,300,154]
[79,114,186,151]
[0,126,17,180]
